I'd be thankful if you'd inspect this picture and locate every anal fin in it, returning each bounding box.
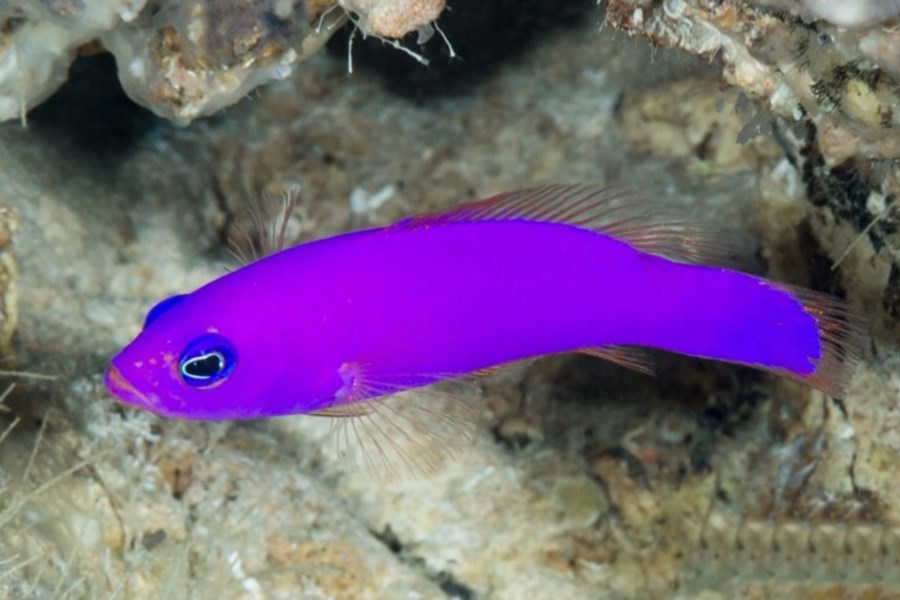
[310,402,375,418]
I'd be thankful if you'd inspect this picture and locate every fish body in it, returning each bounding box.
[105,186,862,421]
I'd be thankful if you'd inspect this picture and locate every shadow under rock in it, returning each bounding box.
[527,353,773,472]
[327,0,596,99]
[23,52,161,163]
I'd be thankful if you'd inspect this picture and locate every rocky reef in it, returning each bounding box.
[610,0,900,339]
[0,1,898,598]
[0,0,453,124]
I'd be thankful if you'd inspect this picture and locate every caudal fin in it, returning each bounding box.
[777,285,865,397]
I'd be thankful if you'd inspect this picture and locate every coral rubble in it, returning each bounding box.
[0,1,342,124]
[606,0,899,335]
[1,2,898,598]
[0,0,452,124]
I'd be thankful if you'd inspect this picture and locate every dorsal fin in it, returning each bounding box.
[579,345,656,376]
[400,184,733,265]
[228,186,303,265]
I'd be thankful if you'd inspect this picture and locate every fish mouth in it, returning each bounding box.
[104,365,155,410]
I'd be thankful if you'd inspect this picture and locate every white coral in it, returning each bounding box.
[802,0,900,27]
[0,1,345,125]
[339,0,445,38]
[0,0,147,123]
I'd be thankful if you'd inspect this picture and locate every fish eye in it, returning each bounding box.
[178,334,236,388]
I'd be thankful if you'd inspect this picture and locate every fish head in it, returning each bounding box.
[105,290,291,420]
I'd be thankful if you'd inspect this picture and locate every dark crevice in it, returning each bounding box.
[372,524,404,555]
[799,127,897,255]
[436,571,475,600]
[372,525,478,599]
[25,52,160,163]
[327,0,595,99]
[795,219,847,296]
[884,263,900,318]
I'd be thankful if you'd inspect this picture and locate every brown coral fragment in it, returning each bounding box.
[605,0,900,166]
[605,0,900,337]
[99,1,347,123]
[620,78,782,173]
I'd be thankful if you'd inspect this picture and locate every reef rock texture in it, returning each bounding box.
[0,0,453,124]
[0,1,898,599]
[0,1,144,122]
[0,0,349,124]
[607,0,900,338]
[606,0,900,162]
[0,204,18,356]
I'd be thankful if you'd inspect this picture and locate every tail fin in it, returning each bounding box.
[775,285,866,397]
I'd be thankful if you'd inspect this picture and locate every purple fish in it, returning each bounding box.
[105,185,863,424]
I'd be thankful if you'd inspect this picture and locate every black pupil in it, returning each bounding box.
[183,352,225,379]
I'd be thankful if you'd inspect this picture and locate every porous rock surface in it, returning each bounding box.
[0,2,898,598]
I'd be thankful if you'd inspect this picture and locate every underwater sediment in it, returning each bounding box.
[0,1,898,597]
